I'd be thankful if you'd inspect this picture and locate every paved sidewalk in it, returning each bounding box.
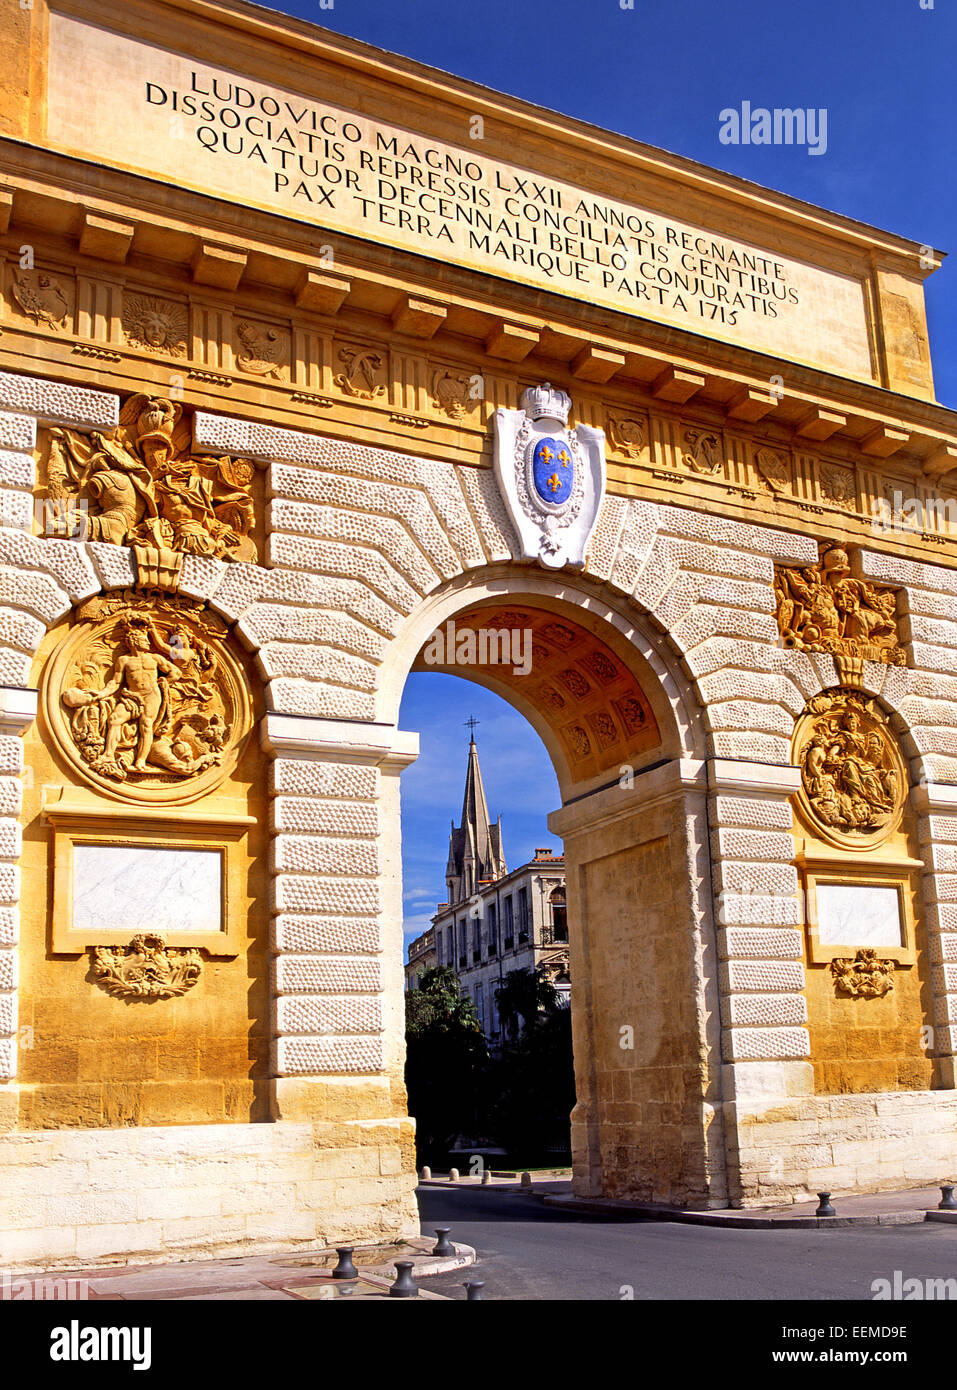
[3,1236,476,1302]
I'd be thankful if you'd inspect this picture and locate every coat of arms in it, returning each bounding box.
[493,383,605,569]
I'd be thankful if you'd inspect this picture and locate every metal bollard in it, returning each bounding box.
[520,1171,532,1188]
[389,1260,420,1298]
[432,1227,455,1257]
[939,1184,957,1210]
[464,1280,485,1300]
[815,1191,836,1217]
[481,1169,491,1185]
[332,1246,358,1280]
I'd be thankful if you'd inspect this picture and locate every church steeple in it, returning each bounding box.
[445,722,507,904]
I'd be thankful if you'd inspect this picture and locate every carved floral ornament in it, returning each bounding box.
[92,934,203,1000]
[829,948,895,999]
[793,690,906,849]
[41,394,257,563]
[774,544,905,666]
[41,591,252,805]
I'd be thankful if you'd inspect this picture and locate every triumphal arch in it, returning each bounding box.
[1,0,956,1265]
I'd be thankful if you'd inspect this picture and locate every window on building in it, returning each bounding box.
[472,916,481,962]
[475,983,484,1031]
[487,902,497,954]
[503,895,514,947]
[550,885,568,943]
[517,886,529,942]
[490,992,500,1037]
[458,918,467,967]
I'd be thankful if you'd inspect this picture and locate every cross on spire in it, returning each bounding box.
[464,714,480,740]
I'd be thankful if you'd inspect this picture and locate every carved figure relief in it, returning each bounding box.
[829,948,895,999]
[92,933,203,999]
[775,545,904,665]
[42,394,257,562]
[43,591,252,804]
[682,429,721,474]
[235,320,285,378]
[820,463,856,510]
[607,415,647,459]
[11,268,69,329]
[335,347,385,398]
[122,295,188,356]
[794,690,906,846]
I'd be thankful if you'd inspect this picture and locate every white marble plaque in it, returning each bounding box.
[72,845,223,935]
[816,883,903,948]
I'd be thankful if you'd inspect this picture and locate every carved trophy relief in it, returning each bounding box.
[10,267,70,329]
[122,295,188,357]
[92,933,203,1000]
[829,948,895,999]
[774,544,905,666]
[754,446,792,494]
[682,429,721,474]
[606,415,648,459]
[40,394,257,563]
[432,370,475,420]
[235,319,286,378]
[335,346,385,398]
[43,590,252,804]
[794,689,906,848]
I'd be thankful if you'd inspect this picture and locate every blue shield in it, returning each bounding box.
[532,435,573,505]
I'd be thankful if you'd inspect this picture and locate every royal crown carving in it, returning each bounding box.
[42,591,252,804]
[42,394,257,562]
[775,544,904,665]
[92,934,203,1000]
[794,689,906,847]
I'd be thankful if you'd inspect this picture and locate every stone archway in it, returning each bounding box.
[385,571,729,1208]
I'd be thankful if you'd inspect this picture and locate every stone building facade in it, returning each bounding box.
[0,0,956,1267]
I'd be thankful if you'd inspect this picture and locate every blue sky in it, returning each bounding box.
[261,0,957,955]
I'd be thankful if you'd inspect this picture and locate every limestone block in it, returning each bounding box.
[705,701,796,736]
[918,754,957,782]
[238,605,385,658]
[698,669,790,707]
[275,1036,384,1074]
[922,843,957,874]
[0,820,22,859]
[0,648,31,685]
[274,956,382,993]
[909,614,957,650]
[0,1038,13,1079]
[271,915,381,955]
[264,536,419,614]
[716,893,802,926]
[709,731,791,762]
[272,875,379,916]
[930,963,957,994]
[266,508,440,595]
[0,532,98,602]
[583,493,631,583]
[656,505,817,563]
[272,834,378,877]
[684,637,785,680]
[456,464,519,563]
[257,642,378,689]
[0,992,16,1034]
[723,994,808,1026]
[711,796,794,831]
[0,909,18,948]
[899,696,957,729]
[627,535,678,609]
[716,860,799,896]
[860,549,957,595]
[928,933,957,964]
[178,554,228,602]
[0,490,34,531]
[0,780,24,817]
[271,798,378,837]
[712,828,796,861]
[910,643,957,676]
[671,604,778,652]
[909,726,957,757]
[0,450,36,490]
[718,927,804,959]
[721,960,805,993]
[266,679,376,721]
[270,760,378,801]
[0,567,69,623]
[0,866,20,906]
[86,542,137,591]
[0,414,35,451]
[723,1027,810,1061]
[0,370,118,428]
[276,996,383,1034]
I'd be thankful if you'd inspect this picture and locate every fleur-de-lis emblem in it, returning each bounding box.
[557,448,571,467]
[539,445,555,465]
[547,472,562,493]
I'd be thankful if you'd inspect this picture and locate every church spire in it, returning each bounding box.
[445,721,507,904]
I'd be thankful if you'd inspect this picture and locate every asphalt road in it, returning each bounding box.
[415,1184,957,1302]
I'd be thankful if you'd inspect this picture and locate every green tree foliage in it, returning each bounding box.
[491,966,575,1162]
[404,966,488,1163]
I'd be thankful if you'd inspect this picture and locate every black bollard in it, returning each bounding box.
[332,1246,358,1280]
[939,1184,957,1210]
[815,1192,836,1217]
[389,1260,420,1298]
[432,1227,455,1257]
[464,1280,485,1300]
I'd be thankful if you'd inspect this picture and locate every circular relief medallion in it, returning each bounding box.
[793,689,906,850]
[42,590,252,805]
